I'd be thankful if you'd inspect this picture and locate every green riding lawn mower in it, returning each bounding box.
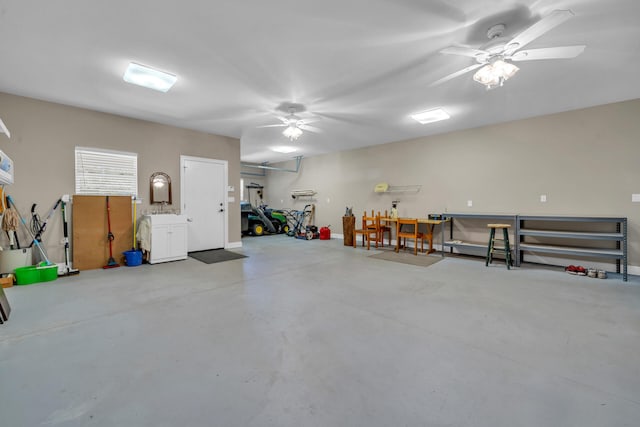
[241,201,289,236]
[241,183,289,236]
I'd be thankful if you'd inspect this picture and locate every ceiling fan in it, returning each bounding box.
[432,9,586,89]
[258,103,322,141]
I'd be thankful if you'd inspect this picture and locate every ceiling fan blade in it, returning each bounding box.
[505,9,575,54]
[440,45,489,59]
[256,124,286,128]
[299,124,322,133]
[299,117,321,125]
[511,45,585,61]
[430,63,484,87]
[276,116,290,124]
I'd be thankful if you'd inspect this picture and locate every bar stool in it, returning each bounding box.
[486,224,513,269]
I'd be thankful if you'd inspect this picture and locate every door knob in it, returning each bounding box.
[187,217,193,222]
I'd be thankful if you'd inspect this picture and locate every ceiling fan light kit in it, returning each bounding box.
[283,124,303,141]
[473,58,519,89]
[435,9,585,89]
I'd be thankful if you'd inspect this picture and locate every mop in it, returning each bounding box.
[2,204,20,249]
[6,195,52,265]
[103,196,119,269]
[60,196,79,276]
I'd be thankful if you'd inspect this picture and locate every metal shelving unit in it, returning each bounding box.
[518,215,627,281]
[438,213,629,282]
[441,213,519,260]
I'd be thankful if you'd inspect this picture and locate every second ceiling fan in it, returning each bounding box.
[258,104,322,141]
[432,9,586,89]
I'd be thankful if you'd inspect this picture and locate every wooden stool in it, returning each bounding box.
[486,224,513,269]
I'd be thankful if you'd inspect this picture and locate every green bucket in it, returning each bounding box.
[15,263,58,285]
[37,263,59,282]
[15,265,40,285]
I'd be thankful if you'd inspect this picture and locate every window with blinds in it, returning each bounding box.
[75,147,138,196]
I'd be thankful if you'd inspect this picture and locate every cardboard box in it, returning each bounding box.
[0,276,13,288]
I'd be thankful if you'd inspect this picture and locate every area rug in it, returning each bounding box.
[188,249,247,264]
[369,250,443,268]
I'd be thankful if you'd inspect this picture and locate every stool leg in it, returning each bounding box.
[486,228,495,266]
[503,228,512,270]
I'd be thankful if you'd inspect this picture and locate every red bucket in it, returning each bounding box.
[319,226,331,240]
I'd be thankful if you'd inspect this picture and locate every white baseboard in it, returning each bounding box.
[226,241,242,249]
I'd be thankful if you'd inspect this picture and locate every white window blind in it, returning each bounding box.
[75,147,138,196]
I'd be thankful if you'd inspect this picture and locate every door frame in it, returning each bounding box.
[180,155,229,249]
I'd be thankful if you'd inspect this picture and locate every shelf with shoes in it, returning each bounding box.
[517,215,627,281]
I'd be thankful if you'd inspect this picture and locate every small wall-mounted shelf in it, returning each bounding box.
[291,189,317,200]
[374,183,421,194]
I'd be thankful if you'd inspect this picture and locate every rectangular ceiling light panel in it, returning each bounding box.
[123,62,177,92]
[272,146,297,154]
[410,108,450,124]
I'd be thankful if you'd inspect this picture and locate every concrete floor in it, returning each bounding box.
[1,235,640,426]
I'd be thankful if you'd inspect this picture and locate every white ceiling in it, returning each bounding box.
[1,1,639,163]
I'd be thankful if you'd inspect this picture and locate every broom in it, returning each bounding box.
[103,196,119,269]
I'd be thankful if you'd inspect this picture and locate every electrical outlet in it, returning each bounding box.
[467,200,473,207]
[632,194,640,202]
[540,194,547,203]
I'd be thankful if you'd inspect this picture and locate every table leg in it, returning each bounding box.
[425,224,435,254]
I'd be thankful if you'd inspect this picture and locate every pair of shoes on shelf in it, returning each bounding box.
[565,265,587,276]
[586,268,608,279]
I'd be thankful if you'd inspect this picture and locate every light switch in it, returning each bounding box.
[632,194,640,202]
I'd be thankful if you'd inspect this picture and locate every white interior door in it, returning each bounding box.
[180,156,227,251]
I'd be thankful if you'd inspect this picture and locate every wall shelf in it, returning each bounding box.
[375,184,421,193]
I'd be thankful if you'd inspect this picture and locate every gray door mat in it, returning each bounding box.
[188,249,247,264]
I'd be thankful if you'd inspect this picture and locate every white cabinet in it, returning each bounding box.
[145,214,188,264]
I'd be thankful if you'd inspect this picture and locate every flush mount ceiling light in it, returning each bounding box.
[272,146,298,154]
[410,108,450,124]
[473,57,519,89]
[123,62,177,92]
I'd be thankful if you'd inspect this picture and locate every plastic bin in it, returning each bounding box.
[0,248,32,274]
[15,265,40,285]
[37,263,59,282]
[15,262,58,285]
[123,250,143,266]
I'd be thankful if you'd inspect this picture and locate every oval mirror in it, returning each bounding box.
[150,172,172,205]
